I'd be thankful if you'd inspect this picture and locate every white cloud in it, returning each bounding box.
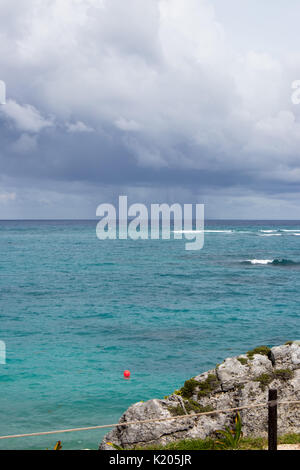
[159,0,226,66]
[0,80,6,104]
[0,0,300,217]
[66,121,94,133]
[115,117,141,131]
[2,100,53,133]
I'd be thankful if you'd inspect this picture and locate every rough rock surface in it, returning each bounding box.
[99,343,300,449]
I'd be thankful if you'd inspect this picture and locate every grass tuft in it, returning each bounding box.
[130,434,300,450]
[254,373,273,391]
[237,357,248,366]
[197,374,220,398]
[274,369,294,380]
[247,346,271,360]
[168,399,214,416]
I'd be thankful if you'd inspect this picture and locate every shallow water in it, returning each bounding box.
[0,220,299,449]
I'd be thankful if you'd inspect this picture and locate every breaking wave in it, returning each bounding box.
[173,230,233,234]
[260,230,278,233]
[280,229,300,232]
[242,258,298,266]
[259,233,282,237]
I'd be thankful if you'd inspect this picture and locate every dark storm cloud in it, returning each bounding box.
[1,0,300,218]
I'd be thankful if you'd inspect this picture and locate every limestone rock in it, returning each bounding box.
[272,344,300,370]
[99,342,300,450]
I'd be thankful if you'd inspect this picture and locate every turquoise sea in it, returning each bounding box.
[0,220,300,449]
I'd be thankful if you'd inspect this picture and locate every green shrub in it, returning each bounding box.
[179,378,199,398]
[197,374,220,398]
[247,346,271,360]
[216,413,243,450]
[167,405,186,416]
[254,368,294,390]
[168,399,214,416]
[254,373,273,391]
[274,369,294,381]
[237,357,248,365]
[185,399,214,414]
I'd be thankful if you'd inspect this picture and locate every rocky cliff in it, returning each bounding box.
[100,342,300,449]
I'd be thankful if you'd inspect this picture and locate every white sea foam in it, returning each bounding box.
[173,228,299,236]
[245,259,273,265]
[173,230,204,234]
[259,233,281,237]
[173,230,233,234]
[204,230,233,233]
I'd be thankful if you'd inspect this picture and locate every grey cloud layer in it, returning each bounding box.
[0,0,300,218]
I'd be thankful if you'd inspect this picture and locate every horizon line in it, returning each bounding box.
[1,218,300,222]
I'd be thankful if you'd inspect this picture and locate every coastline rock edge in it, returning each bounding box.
[99,343,300,450]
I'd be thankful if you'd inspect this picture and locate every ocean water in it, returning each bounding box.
[0,219,300,449]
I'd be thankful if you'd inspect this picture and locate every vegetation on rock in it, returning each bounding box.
[100,343,300,451]
[216,412,243,450]
[197,374,220,398]
[274,369,294,380]
[168,398,214,416]
[178,378,199,398]
[254,369,294,390]
[131,433,300,451]
[254,373,274,390]
[247,345,271,360]
[237,357,248,365]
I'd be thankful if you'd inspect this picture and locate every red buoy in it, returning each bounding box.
[124,370,131,379]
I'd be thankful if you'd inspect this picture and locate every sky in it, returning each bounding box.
[1,0,300,219]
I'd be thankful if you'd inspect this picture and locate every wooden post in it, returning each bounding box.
[268,389,277,451]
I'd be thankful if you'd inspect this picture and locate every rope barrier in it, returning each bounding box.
[0,400,299,440]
